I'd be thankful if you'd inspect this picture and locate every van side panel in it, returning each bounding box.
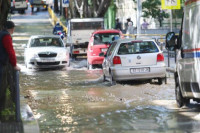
[179,1,200,98]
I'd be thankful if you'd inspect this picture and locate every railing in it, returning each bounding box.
[0,66,23,132]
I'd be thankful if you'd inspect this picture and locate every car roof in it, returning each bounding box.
[30,35,61,39]
[93,29,121,34]
[115,38,156,44]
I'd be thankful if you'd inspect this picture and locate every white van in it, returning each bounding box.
[166,0,200,107]
[67,18,104,59]
[29,0,48,12]
[11,0,28,14]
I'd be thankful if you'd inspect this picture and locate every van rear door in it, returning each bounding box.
[15,0,27,9]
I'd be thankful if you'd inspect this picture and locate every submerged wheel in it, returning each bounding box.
[175,76,190,107]
[158,78,163,85]
[87,61,93,70]
[110,71,116,86]
[103,74,106,82]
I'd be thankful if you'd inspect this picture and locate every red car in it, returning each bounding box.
[87,29,124,69]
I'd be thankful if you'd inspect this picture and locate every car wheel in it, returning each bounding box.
[175,76,190,107]
[158,78,163,85]
[103,74,106,82]
[87,61,93,70]
[67,60,70,67]
[110,71,116,85]
[72,54,77,60]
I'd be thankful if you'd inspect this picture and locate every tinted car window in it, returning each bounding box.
[94,33,120,45]
[30,38,63,47]
[118,41,159,55]
[15,0,26,2]
[71,22,103,30]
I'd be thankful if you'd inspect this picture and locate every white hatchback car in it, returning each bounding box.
[100,38,166,85]
[24,35,70,69]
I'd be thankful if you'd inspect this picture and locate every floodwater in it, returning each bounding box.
[12,7,200,133]
[19,66,200,133]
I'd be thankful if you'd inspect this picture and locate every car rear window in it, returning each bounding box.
[30,38,64,47]
[94,33,120,45]
[118,41,159,55]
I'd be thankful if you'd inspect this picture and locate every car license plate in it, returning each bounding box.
[101,48,107,52]
[130,67,150,73]
[40,59,55,62]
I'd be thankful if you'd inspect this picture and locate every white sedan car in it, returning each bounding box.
[24,35,70,69]
[100,38,166,85]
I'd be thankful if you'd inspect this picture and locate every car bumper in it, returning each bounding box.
[26,58,68,68]
[88,56,104,65]
[111,66,166,81]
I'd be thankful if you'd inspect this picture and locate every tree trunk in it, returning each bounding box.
[0,0,10,30]
[54,0,59,13]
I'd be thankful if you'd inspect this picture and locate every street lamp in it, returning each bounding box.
[137,0,142,35]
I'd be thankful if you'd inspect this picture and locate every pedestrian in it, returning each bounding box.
[126,22,134,38]
[115,18,122,31]
[125,17,133,31]
[0,20,20,113]
[141,19,149,29]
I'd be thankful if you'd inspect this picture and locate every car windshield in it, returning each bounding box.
[118,41,159,55]
[94,33,120,45]
[30,37,64,47]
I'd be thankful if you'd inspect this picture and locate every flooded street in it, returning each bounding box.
[12,7,200,133]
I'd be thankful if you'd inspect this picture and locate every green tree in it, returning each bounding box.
[0,0,10,30]
[142,0,169,27]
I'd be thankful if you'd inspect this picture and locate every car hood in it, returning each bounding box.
[25,47,67,53]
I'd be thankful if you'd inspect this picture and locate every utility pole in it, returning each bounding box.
[137,0,142,35]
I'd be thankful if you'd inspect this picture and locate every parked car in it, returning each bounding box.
[100,38,166,85]
[24,35,70,69]
[87,29,124,69]
[10,0,28,14]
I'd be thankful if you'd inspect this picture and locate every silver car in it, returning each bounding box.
[100,38,166,85]
[24,35,70,69]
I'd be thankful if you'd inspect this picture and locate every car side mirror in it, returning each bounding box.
[99,52,105,57]
[166,32,177,51]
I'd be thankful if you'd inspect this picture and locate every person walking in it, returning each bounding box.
[115,18,122,31]
[0,21,20,113]
[125,17,133,31]
[141,19,149,29]
[126,22,134,38]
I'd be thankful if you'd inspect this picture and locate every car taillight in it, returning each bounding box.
[113,56,121,64]
[73,51,79,54]
[157,53,164,62]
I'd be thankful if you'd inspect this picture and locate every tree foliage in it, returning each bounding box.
[0,0,10,30]
[142,0,169,27]
[68,0,112,18]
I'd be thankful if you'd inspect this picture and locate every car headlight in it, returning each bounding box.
[58,52,65,57]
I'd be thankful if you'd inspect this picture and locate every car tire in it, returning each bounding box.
[72,54,77,60]
[175,76,190,107]
[103,74,106,82]
[67,60,70,67]
[158,78,163,85]
[87,61,93,70]
[110,70,116,86]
